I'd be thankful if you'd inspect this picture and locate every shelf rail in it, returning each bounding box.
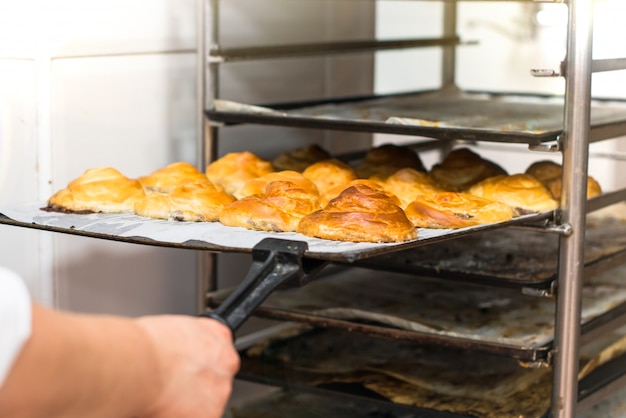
[551,0,595,417]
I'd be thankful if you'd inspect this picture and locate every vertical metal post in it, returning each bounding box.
[441,1,457,89]
[551,0,594,417]
[196,0,220,313]
[439,1,457,160]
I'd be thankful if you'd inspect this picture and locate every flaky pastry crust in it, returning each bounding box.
[525,160,602,200]
[468,174,559,214]
[134,182,235,222]
[429,148,507,191]
[138,162,209,194]
[319,179,400,208]
[404,192,513,229]
[219,181,321,232]
[206,151,274,195]
[234,170,319,200]
[302,159,358,197]
[297,184,417,243]
[377,168,444,209]
[355,144,426,179]
[272,144,332,172]
[46,167,146,214]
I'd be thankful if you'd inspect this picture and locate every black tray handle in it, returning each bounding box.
[201,238,326,337]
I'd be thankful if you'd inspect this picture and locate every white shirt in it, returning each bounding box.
[0,267,32,388]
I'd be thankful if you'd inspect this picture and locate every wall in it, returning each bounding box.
[0,0,375,316]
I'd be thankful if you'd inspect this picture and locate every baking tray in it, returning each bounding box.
[205,89,626,145]
[350,216,626,292]
[209,263,626,363]
[0,202,551,263]
[235,326,626,418]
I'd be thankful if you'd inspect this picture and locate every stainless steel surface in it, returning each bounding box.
[552,1,595,417]
[441,2,457,89]
[197,0,220,309]
[206,37,464,63]
[207,91,626,144]
[592,58,626,74]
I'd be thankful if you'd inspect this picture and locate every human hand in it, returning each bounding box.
[135,315,240,418]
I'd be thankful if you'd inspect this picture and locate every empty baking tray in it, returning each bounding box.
[351,215,626,292]
[209,262,626,363]
[205,89,626,145]
[235,326,626,418]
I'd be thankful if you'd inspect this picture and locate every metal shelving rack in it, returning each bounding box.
[197,1,626,417]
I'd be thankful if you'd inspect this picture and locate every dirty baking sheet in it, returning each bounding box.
[352,216,626,289]
[0,202,549,263]
[237,326,626,418]
[207,90,626,144]
[209,265,626,362]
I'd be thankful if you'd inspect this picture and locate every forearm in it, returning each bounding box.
[0,303,162,418]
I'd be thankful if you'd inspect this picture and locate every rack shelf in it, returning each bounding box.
[205,89,626,145]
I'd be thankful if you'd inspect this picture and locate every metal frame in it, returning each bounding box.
[551,0,594,417]
[198,0,626,417]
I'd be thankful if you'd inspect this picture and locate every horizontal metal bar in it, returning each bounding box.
[592,58,626,73]
[208,37,465,62]
[586,188,626,214]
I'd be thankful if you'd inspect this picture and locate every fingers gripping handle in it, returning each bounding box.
[201,239,309,337]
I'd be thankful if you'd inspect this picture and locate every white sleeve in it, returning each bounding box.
[0,267,32,388]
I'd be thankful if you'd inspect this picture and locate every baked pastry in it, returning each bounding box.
[206,151,274,195]
[377,168,445,209]
[134,181,235,222]
[429,148,507,191]
[234,170,319,200]
[297,183,417,243]
[524,160,562,184]
[355,144,426,179]
[468,173,559,214]
[272,144,332,172]
[138,162,209,194]
[45,167,146,214]
[219,181,321,232]
[302,159,358,197]
[525,160,602,199]
[319,179,400,208]
[404,192,514,229]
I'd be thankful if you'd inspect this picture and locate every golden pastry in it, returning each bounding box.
[525,160,602,199]
[376,168,445,209]
[429,148,507,191]
[355,144,426,179]
[319,179,400,208]
[138,162,209,194]
[404,192,514,229]
[234,170,319,200]
[219,181,321,232]
[302,159,358,197]
[468,173,559,214]
[134,182,235,222]
[297,183,417,243]
[272,144,332,172]
[45,167,146,214]
[206,151,274,195]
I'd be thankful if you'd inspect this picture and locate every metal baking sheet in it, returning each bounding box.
[351,216,626,291]
[209,264,626,363]
[0,202,551,263]
[236,327,626,418]
[206,89,626,144]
